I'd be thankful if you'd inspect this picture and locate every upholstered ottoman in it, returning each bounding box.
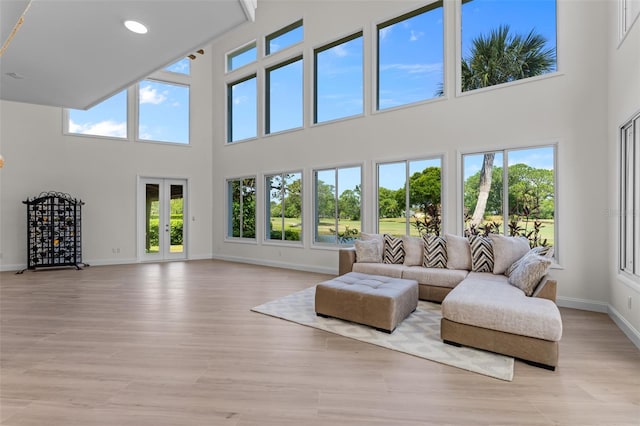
[315,272,418,333]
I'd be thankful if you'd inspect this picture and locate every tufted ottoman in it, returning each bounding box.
[315,272,418,333]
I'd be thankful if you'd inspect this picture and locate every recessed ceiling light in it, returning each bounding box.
[124,20,148,34]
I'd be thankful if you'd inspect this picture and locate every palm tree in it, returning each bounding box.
[464,25,555,228]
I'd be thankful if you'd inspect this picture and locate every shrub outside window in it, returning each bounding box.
[314,166,362,245]
[266,172,303,242]
[227,177,257,239]
[378,158,442,237]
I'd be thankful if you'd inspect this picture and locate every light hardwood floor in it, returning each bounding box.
[1,260,638,425]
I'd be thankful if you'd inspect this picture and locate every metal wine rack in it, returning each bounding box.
[21,191,85,271]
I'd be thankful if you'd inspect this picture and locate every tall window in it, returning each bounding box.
[138,80,189,144]
[314,166,362,245]
[68,90,127,138]
[377,1,444,110]
[266,57,303,134]
[228,75,257,142]
[227,177,257,239]
[620,113,640,277]
[266,20,303,55]
[266,172,303,242]
[227,42,257,72]
[314,32,363,124]
[463,146,556,249]
[378,158,442,237]
[461,0,557,92]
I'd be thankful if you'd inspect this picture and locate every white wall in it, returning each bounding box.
[607,0,640,346]
[0,53,214,269]
[211,0,615,311]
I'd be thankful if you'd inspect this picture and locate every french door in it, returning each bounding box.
[138,177,187,261]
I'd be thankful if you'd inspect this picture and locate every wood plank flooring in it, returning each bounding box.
[1,260,638,425]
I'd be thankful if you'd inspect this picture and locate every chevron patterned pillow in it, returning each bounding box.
[469,235,494,273]
[383,234,405,264]
[422,234,447,268]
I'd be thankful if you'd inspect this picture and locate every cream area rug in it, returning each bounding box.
[251,286,514,381]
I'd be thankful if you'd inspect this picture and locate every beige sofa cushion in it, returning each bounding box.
[360,233,384,263]
[442,273,563,341]
[402,266,468,289]
[489,234,530,274]
[445,234,472,270]
[402,235,424,266]
[354,239,381,263]
[352,262,405,278]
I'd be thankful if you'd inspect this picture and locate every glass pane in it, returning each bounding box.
[169,185,184,253]
[228,43,257,71]
[378,162,406,236]
[68,90,127,138]
[315,34,363,123]
[377,2,444,110]
[463,152,504,234]
[284,172,302,241]
[164,58,190,75]
[461,0,557,92]
[266,174,283,240]
[337,167,361,243]
[242,178,256,239]
[408,158,442,236]
[315,169,337,243]
[145,184,160,253]
[138,80,189,144]
[228,180,241,238]
[507,147,555,247]
[267,21,303,55]
[228,76,257,142]
[267,58,303,134]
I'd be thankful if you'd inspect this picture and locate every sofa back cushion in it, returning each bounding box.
[469,235,494,273]
[445,234,472,270]
[422,234,447,268]
[383,234,405,264]
[489,234,530,274]
[402,235,424,266]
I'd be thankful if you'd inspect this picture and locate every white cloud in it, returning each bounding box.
[69,119,126,138]
[331,44,349,57]
[379,26,392,41]
[380,62,442,74]
[409,30,424,41]
[139,85,167,105]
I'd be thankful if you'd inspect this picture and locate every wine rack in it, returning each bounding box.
[21,192,85,271]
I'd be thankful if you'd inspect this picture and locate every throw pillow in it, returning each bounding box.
[507,254,552,296]
[360,232,384,263]
[354,239,381,263]
[422,234,447,268]
[383,234,405,264]
[402,236,424,266]
[488,234,530,275]
[505,246,554,277]
[468,235,494,273]
[445,234,472,270]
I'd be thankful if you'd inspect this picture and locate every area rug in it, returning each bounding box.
[251,286,514,381]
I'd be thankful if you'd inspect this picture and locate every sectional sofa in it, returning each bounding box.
[338,232,563,370]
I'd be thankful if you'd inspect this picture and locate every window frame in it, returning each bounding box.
[265,55,304,135]
[136,77,190,145]
[265,19,304,56]
[227,73,258,143]
[226,40,258,73]
[226,176,257,241]
[264,171,304,244]
[619,112,640,280]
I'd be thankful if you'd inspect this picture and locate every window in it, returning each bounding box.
[378,158,442,237]
[138,80,189,144]
[460,0,557,92]
[266,20,303,55]
[266,57,303,134]
[227,42,257,72]
[164,58,190,75]
[377,1,444,110]
[620,113,640,277]
[314,32,363,124]
[462,146,556,250]
[227,75,257,142]
[314,166,361,245]
[68,90,127,138]
[227,177,257,239]
[265,172,302,242]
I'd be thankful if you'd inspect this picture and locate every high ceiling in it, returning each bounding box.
[0,0,256,109]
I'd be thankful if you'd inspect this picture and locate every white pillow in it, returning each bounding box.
[445,234,472,270]
[354,239,381,263]
[506,246,554,277]
[402,235,424,266]
[360,233,384,263]
[488,234,530,275]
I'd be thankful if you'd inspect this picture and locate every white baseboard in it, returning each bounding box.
[556,296,609,313]
[608,305,640,349]
[0,263,27,272]
[211,254,336,275]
